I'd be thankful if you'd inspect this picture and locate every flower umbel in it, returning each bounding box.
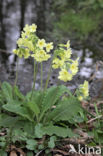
[77,80,89,101]
[13,24,89,98]
[52,40,79,82]
[81,80,89,97]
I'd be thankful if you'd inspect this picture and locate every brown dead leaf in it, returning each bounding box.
[0,132,5,136]
[51,149,69,155]
[10,150,17,156]
[8,145,26,156]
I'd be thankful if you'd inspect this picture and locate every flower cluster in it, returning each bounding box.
[52,40,79,82]
[77,80,89,101]
[13,23,89,100]
[13,24,53,62]
[31,39,53,62]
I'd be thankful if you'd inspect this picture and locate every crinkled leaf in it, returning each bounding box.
[40,85,72,120]
[27,101,40,118]
[1,82,13,101]
[26,91,43,107]
[0,114,19,127]
[3,104,33,122]
[14,86,25,100]
[43,125,74,138]
[47,97,81,122]
[48,136,56,148]
[35,123,45,138]
[26,139,37,150]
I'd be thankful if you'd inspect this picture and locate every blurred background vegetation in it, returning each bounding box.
[0,0,103,58]
[51,0,103,58]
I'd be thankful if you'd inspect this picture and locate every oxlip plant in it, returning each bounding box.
[0,24,89,155]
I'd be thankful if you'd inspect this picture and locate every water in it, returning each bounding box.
[0,0,103,96]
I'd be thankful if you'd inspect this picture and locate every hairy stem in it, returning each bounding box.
[44,55,54,90]
[41,62,43,90]
[31,59,37,100]
[14,58,19,86]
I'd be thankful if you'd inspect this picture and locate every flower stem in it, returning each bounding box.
[44,64,52,90]
[31,59,36,100]
[40,62,43,90]
[14,58,19,86]
[44,55,54,90]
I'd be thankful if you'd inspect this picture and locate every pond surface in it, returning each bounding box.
[0,0,103,97]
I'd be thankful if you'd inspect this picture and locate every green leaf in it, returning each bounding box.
[38,144,44,150]
[40,85,72,120]
[27,151,34,156]
[0,90,4,106]
[0,142,6,148]
[0,151,7,156]
[47,97,81,122]
[23,122,34,135]
[26,91,43,107]
[43,125,74,138]
[48,136,56,148]
[14,86,25,100]
[35,123,45,138]
[3,104,33,122]
[0,114,19,127]
[7,99,22,105]
[26,139,37,150]
[1,82,13,101]
[27,101,40,118]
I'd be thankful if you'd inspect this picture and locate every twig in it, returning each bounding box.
[0,48,11,54]
[51,149,69,156]
[87,115,103,124]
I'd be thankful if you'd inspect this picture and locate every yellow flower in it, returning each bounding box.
[44,54,51,61]
[23,24,37,36]
[64,48,72,60]
[13,48,30,59]
[27,41,34,51]
[58,68,72,82]
[30,24,37,32]
[70,59,79,75]
[82,81,89,97]
[66,40,70,49]
[17,37,34,51]
[46,42,53,52]
[23,24,31,35]
[21,32,26,38]
[24,49,30,59]
[80,81,89,98]
[37,39,46,49]
[78,96,83,101]
[52,58,64,69]
[17,38,23,47]
[13,49,19,55]
[70,63,78,75]
[32,50,51,62]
